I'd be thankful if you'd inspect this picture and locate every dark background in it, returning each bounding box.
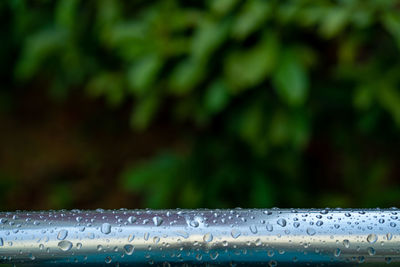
[1,0,400,210]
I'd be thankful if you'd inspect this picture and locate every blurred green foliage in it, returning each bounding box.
[1,0,400,209]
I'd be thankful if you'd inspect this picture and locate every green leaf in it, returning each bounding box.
[225,33,279,91]
[86,72,125,107]
[191,18,230,61]
[15,29,66,80]
[131,92,160,130]
[169,59,204,95]
[353,84,374,110]
[231,0,272,40]
[273,49,309,107]
[319,7,349,38]
[277,2,300,24]
[107,21,150,59]
[96,0,122,28]
[127,54,163,96]
[296,6,325,27]
[209,0,239,16]
[382,12,400,50]
[203,79,230,115]
[55,0,80,29]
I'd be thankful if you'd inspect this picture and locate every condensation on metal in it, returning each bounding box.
[0,209,400,266]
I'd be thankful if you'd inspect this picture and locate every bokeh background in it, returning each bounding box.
[1,0,400,210]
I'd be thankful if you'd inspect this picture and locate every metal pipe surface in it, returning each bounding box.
[0,209,400,266]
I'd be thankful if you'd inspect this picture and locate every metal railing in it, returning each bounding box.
[0,208,399,266]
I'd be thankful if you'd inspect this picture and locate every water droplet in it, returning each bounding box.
[249,225,258,234]
[334,248,341,257]
[334,224,340,229]
[0,238,3,246]
[128,216,137,224]
[57,229,68,240]
[176,230,189,239]
[105,256,112,264]
[153,216,163,226]
[76,243,82,249]
[379,218,385,224]
[210,251,219,260]
[306,228,316,236]
[29,253,35,260]
[267,249,274,257]
[58,240,72,251]
[386,233,393,241]
[101,223,111,234]
[343,239,350,248]
[390,222,397,227]
[128,234,135,242]
[277,218,286,227]
[345,212,351,217]
[357,256,365,263]
[268,260,277,267]
[367,234,377,244]
[316,220,323,226]
[76,216,83,223]
[203,233,213,243]
[123,244,134,255]
[266,224,273,232]
[231,229,241,239]
[189,220,199,228]
[293,222,300,228]
[153,236,160,244]
[367,247,375,256]
[320,209,328,214]
[97,244,103,251]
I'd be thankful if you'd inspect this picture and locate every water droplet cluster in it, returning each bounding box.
[0,208,399,265]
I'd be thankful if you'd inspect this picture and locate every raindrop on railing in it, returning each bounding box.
[277,218,286,227]
[123,244,134,255]
[101,223,111,234]
[306,228,316,236]
[367,233,377,244]
[57,240,72,251]
[128,216,137,224]
[231,229,241,239]
[203,233,213,243]
[153,216,163,227]
[57,229,68,240]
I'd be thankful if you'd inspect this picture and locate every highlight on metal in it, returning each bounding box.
[0,208,399,266]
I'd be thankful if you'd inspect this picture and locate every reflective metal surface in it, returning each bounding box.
[0,209,400,266]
